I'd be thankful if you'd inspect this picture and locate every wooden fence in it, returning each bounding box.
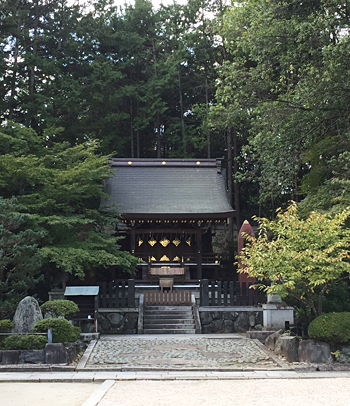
[99,280,135,308]
[200,280,266,307]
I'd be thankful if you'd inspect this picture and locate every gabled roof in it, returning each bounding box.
[101,158,235,220]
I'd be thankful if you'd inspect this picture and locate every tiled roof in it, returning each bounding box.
[101,159,235,219]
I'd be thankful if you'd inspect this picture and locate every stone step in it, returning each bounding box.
[144,312,193,318]
[144,322,196,330]
[144,306,192,311]
[143,318,195,324]
[143,304,196,335]
[143,328,196,334]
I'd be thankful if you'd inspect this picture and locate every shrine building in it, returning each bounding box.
[101,158,235,284]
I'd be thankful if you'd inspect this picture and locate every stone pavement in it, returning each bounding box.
[2,370,350,381]
[2,334,350,406]
[82,334,288,371]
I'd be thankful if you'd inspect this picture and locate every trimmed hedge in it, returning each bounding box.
[308,312,350,345]
[0,319,14,333]
[33,318,81,343]
[1,334,47,350]
[41,300,79,319]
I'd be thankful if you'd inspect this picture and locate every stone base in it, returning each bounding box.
[80,333,100,341]
[263,303,294,330]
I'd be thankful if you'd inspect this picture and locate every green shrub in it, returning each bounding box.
[0,319,14,333]
[41,300,79,319]
[308,312,350,345]
[1,334,47,350]
[33,318,81,343]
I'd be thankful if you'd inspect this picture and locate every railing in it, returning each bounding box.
[144,291,191,306]
[99,279,136,308]
[200,279,266,307]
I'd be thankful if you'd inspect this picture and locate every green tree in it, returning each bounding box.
[216,0,350,216]
[0,197,42,315]
[239,202,350,319]
[0,122,137,289]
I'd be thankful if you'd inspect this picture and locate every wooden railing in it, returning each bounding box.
[99,279,136,308]
[200,279,266,307]
[145,291,191,306]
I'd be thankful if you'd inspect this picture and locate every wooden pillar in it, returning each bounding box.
[196,227,202,281]
[130,226,136,255]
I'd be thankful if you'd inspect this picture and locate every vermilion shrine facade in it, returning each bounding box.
[102,158,235,283]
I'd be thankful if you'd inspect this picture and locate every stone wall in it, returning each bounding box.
[0,342,87,365]
[199,307,263,333]
[98,309,138,334]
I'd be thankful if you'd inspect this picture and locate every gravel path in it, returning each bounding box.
[1,382,99,406]
[97,378,350,406]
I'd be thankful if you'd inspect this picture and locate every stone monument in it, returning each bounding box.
[12,296,43,333]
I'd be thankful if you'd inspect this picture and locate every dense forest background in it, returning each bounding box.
[1,0,350,311]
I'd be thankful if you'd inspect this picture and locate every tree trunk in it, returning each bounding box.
[130,100,134,158]
[227,128,233,207]
[9,26,20,121]
[205,73,210,159]
[227,128,234,236]
[178,71,186,155]
[152,40,161,158]
[233,128,241,231]
[28,0,39,130]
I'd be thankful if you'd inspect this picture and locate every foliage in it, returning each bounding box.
[0,319,14,333]
[33,318,81,343]
[41,300,79,319]
[0,122,137,286]
[322,283,350,314]
[308,313,350,345]
[212,0,350,215]
[0,0,221,160]
[0,334,47,350]
[239,202,350,319]
[0,196,42,315]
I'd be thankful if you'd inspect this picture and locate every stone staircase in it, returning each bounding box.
[143,305,196,334]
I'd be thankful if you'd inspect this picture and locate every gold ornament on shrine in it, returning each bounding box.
[186,237,191,246]
[160,255,170,261]
[148,237,157,247]
[138,238,143,247]
[150,256,157,261]
[173,256,180,262]
[159,237,170,247]
[172,237,181,247]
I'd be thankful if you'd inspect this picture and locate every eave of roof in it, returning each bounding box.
[102,158,235,218]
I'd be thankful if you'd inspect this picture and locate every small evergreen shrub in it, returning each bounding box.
[308,312,350,345]
[0,319,14,333]
[33,318,81,343]
[1,334,47,350]
[41,300,79,319]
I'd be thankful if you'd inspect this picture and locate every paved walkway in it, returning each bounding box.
[82,334,287,371]
[2,371,350,406]
[2,334,350,406]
